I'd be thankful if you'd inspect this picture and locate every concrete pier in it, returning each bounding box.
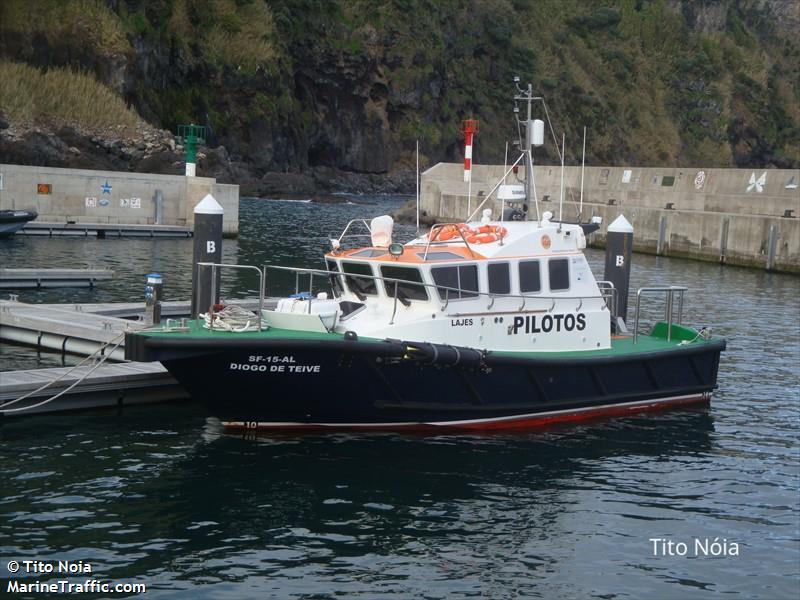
[0,164,239,236]
[421,163,800,273]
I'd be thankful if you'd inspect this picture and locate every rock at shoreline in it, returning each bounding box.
[393,198,435,226]
[0,118,416,195]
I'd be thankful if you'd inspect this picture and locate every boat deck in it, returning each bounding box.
[134,319,717,359]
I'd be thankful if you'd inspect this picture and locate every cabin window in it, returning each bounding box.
[431,264,478,300]
[325,259,344,296]
[519,260,541,293]
[349,249,387,258]
[380,266,428,301]
[488,262,510,295]
[548,258,570,291]
[341,261,378,296]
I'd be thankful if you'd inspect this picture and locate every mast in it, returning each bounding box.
[514,79,544,222]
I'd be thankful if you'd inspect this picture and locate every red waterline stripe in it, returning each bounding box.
[222,393,711,433]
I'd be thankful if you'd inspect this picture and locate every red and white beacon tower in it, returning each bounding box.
[462,119,479,182]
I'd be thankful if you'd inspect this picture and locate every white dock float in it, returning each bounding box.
[0,300,140,360]
[0,298,276,360]
[0,362,188,416]
[19,221,192,238]
[0,298,278,417]
[0,268,114,289]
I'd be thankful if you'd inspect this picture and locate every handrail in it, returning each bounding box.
[421,223,478,260]
[633,286,687,343]
[337,219,372,244]
[196,262,265,331]
[263,263,607,320]
[596,281,618,320]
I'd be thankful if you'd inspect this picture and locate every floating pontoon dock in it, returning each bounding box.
[0,298,276,416]
[0,362,187,415]
[0,299,137,360]
[0,268,114,289]
[19,222,192,238]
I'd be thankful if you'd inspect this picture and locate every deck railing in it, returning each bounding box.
[633,286,687,343]
[263,264,610,326]
[196,262,266,331]
[196,262,628,333]
[194,264,687,342]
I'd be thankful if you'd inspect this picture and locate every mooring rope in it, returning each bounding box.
[0,333,126,414]
[679,326,713,345]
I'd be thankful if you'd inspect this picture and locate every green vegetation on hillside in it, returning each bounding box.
[0,61,145,132]
[1,0,131,56]
[0,0,797,171]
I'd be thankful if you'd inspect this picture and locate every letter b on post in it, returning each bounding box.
[207,241,216,254]
[615,255,624,267]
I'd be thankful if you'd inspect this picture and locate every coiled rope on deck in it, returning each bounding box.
[201,305,260,332]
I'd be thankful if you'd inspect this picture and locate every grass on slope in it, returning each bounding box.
[0,61,145,133]
[0,0,130,56]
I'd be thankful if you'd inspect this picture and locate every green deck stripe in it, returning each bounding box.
[135,320,718,358]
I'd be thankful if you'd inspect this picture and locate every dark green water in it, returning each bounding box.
[1,197,799,598]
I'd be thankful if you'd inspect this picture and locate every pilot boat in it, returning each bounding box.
[125,85,725,432]
[125,209,724,431]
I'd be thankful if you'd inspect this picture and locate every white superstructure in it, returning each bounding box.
[263,214,612,353]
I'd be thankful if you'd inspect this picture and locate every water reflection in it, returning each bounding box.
[1,407,717,596]
[1,197,798,598]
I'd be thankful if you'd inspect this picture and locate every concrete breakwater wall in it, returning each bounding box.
[421,163,800,273]
[0,164,239,235]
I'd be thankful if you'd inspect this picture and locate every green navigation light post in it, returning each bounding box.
[177,124,206,177]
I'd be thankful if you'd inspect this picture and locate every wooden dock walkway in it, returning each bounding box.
[0,268,113,289]
[0,362,187,416]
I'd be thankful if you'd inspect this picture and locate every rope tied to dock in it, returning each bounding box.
[200,305,260,332]
[0,333,127,414]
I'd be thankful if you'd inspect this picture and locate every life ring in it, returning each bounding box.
[466,225,507,244]
[430,223,473,242]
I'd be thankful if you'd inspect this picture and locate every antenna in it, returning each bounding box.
[580,126,586,221]
[559,132,565,230]
[501,141,509,222]
[415,139,420,234]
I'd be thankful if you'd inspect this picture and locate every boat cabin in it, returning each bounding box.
[278,214,613,353]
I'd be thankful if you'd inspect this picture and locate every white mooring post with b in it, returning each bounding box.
[191,194,224,318]
[603,215,634,331]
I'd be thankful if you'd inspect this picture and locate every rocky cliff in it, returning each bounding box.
[0,0,797,195]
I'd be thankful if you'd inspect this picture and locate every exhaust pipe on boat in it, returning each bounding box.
[402,342,485,369]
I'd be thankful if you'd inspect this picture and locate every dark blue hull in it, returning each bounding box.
[129,335,725,430]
